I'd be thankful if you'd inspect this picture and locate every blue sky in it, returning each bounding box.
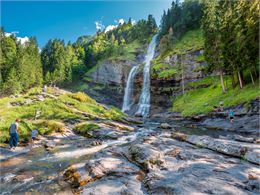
[1,0,173,47]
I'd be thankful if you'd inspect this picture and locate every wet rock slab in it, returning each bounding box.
[140,135,260,195]
[64,149,143,190]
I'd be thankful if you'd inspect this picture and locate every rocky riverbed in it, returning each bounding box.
[1,116,259,195]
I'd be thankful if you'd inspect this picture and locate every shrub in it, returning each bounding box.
[68,92,96,104]
[74,122,100,137]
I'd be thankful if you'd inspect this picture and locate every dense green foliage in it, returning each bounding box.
[159,0,203,53]
[0,15,157,95]
[84,16,157,66]
[0,29,43,95]
[202,0,259,91]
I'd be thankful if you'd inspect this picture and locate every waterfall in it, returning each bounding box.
[122,34,158,116]
[136,34,158,117]
[122,65,139,112]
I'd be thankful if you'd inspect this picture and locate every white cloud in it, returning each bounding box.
[131,19,136,25]
[4,32,29,45]
[17,36,29,45]
[5,32,12,37]
[95,21,104,30]
[103,18,136,34]
[118,19,125,25]
[105,25,117,33]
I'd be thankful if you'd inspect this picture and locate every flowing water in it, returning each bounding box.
[136,34,158,117]
[0,119,247,194]
[122,34,158,115]
[122,65,139,112]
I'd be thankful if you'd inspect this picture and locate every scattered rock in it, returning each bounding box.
[165,148,182,157]
[244,150,260,165]
[171,132,188,141]
[44,140,56,149]
[160,123,171,129]
[128,144,164,169]
[124,117,143,124]
[103,121,134,131]
[248,173,258,180]
[14,174,33,182]
[187,135,248,157]
[233,135,255,143]
[1,173,16,183]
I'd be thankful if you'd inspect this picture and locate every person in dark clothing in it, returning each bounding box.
[229,111,235,124]
[9,119,20,150]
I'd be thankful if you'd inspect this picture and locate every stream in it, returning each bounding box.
[0,118,259,195]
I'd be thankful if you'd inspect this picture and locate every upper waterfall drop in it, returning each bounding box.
[136,34,158,117]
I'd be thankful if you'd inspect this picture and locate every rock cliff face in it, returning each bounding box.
[149,49,207,114]
[84,50,145,108]
[84,48,206,114]
[90,60,135,86]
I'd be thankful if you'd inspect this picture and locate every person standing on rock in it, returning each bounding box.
[9,119,20,150]
[31,129,38,146]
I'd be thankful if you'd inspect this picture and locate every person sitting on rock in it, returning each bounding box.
[229,110,235,124]
[9,119,20,150]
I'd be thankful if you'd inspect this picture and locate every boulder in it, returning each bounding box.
[160,123,171,129]
[233,135,255,143]
[128,144,164,169]
[43,140,56,149]
[64,151,140,188]
[171,132,188,141]
[244,150,260,165]
[187,135,248,157]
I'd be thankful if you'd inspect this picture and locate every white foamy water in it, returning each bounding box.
[136,34,158,117]
[122,65,139,112]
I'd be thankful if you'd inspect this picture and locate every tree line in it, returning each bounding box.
[202,0,259,91]
[159,0,259,92]
[159,0,203,52]
[0,15,157,95]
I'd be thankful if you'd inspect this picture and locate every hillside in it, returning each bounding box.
[0,87,123,144]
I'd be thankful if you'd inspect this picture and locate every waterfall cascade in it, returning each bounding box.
[135,34,158,117]
[122,34,158,117]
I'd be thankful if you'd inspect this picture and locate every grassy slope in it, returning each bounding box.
[152,29,204,80]
[0,88,124,144]
[172,76,259,116]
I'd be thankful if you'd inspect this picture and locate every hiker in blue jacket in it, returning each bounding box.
[9,119,20,150]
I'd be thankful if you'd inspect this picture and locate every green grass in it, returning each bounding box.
[160,29,204,60]
[108,41,143,61]
[172,76,259,116]
[152,29,204,80]
[74,122,100,137]
[0,87,124,143]
[152,62,177,79]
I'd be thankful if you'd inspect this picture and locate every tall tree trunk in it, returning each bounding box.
[249,70,255,86]
[237,70,243,89]
[231,72,236,88]
[253,65,258,78]
[220,70,226,93]
[181,54,185,96]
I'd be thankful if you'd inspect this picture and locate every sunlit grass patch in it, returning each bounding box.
[172,77,259,116]
[74,122,100,137]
